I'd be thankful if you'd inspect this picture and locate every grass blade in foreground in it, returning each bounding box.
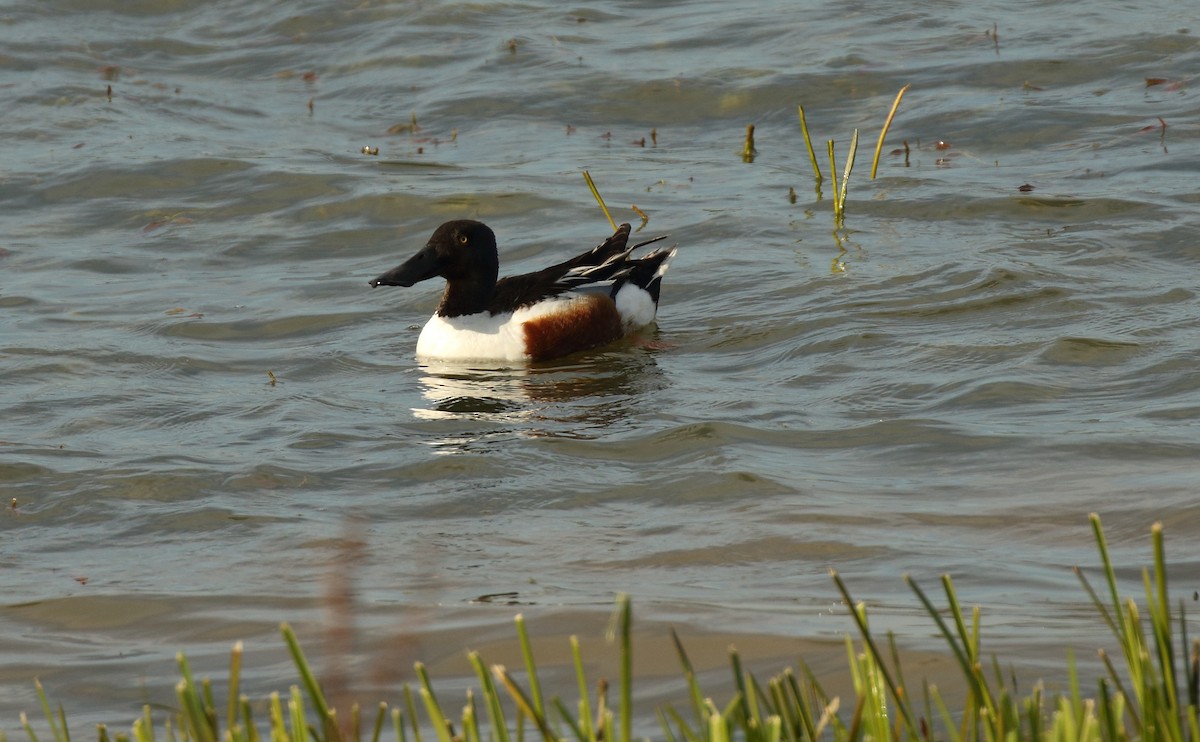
[9,517,1200,742]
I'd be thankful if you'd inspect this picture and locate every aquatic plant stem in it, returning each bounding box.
[569,636,595,742]
[281,623,339,742]
[226,641,243,735]
[606,594,634,742]
[582,171,617,232]
[493,665,556,742]
[369,702,388,742]
[826,141,841,224]
[34,680,67,742]
[515,615,547,722]
[468,652,509,742]
[829,570,919,737]
[742,124,756,163]
[176,653,217,742]
[870,84,910,179]
[839,129,859,218]
[797,106,823,181]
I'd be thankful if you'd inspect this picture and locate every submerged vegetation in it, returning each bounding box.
[12,514,1198,742]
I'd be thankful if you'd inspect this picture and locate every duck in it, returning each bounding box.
[369,219,676,362]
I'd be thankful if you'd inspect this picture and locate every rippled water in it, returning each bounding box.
[4,0,1200,727]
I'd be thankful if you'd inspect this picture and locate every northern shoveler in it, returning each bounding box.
[369,219,676,362]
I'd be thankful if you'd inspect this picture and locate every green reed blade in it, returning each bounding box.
[267,692,285,742]
[368,703,387,742]
[844,691,866,742]
[905,578,977,688]
[287,687,306,742]
[766,678,795,742]
[839,128,858,216]
[923,679,940,742]
[870,84,910,179]
[826,141,840,222]
[462,690,479,742]
[742,124,756,163]
[729,649,749,727]
[201,679,216,733]
[417,688,452,742]
[762,714,782,742]
[176,656,216,742]
[20,713,40,742]
[227,642,243,735]
[604,594,633,742]
[669,628,706,728]
[135,706,153,742]
[745,672,770,724]
[928,687,960,742]
[1148,522,1180,718]
[402,685,420,742]
[1121,598,1151,709]
[582,171,617,232]
[467,652,509,742]
[55,703,69,742]
[705,701,727,742]
[789,665,820,742]
[797,106,823,181]
[1102,650,1139,730]
[1023,682,1042,741]
[418,661,459,742]
[514,615,546,725]
[720,694,743,734]
[34,681,66,742]
[568,637,594,742]
[810,697,840,740]
[783,669,815,742]
[1089,514,1124,632]
[1191,637,1200,712]
[350,703,363,742]
[239,696,257,742]
[1097,678,1118,741]
[831,570,918,737]
[390,707,404,742]
[655,708,678,742]
[493,665,555,742]
[885,631,910,714]
[280,624,335,741]
[599,709,614,742]
[594,678,608,742]
[550,698,583,742]
[662,706,700,742]
[414,663,444,725]
[940,576,977,666]
[1075,566,1119,639]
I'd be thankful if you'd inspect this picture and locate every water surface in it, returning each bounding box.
[3,0,1200,727]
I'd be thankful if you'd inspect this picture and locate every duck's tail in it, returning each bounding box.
[623,246,676,304]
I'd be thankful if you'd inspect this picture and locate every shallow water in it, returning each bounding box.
[3,0,1200,727]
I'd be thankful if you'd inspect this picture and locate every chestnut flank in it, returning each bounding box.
[522,294,623,361]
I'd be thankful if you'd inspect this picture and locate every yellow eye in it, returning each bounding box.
[457,233,469,245]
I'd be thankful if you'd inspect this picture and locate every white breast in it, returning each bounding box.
[414,296,602,363]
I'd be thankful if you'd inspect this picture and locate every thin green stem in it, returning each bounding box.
[582,171,617,231]
[870,84,910,179]
[797,106,823,181]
